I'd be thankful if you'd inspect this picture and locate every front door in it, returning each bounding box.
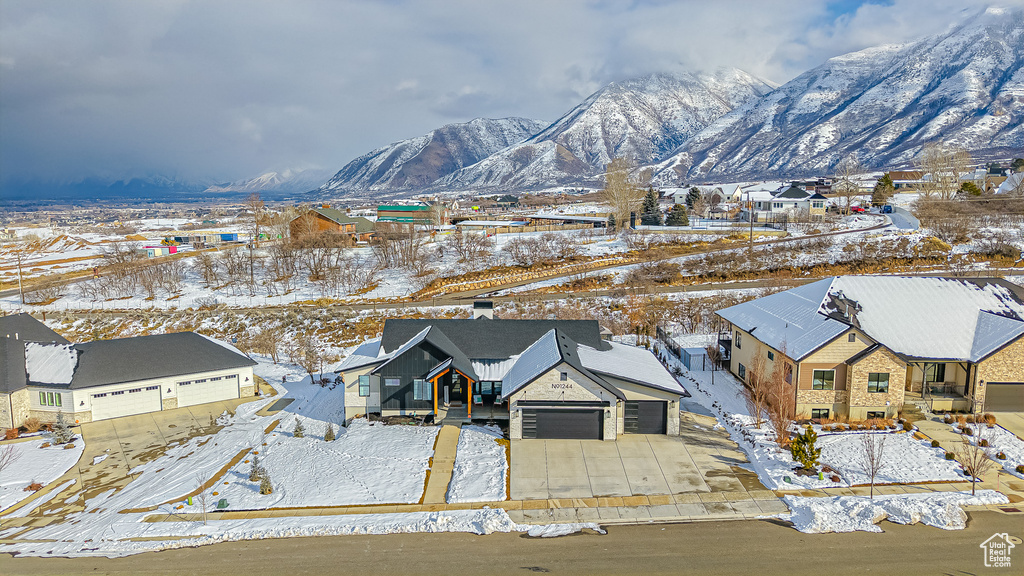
[450,373,464,406]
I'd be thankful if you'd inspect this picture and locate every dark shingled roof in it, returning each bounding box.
[63,332,257,389]
[372,326,480,381]
[0,313,69,344]
[380,318,610,359]
[1,314,69,394]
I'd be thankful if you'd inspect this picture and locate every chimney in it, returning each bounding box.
[472,300,494,319]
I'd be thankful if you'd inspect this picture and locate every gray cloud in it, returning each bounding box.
[1,0,1017,185]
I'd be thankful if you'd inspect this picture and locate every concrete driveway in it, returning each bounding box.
[992,412,1024,438]
[510,419,768,500]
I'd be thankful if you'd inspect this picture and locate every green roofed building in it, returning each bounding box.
[377,204,445,225]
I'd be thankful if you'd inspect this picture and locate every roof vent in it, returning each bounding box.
[472,300,494,319]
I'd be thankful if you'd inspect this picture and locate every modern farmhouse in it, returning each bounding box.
[336,303,686,440]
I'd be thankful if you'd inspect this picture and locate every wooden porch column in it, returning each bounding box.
[432,376,438,416]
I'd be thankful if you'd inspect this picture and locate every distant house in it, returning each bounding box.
[336,302,686,440]
[740,185,827,222]
[887,170,925,190]
[376,203,444,226]
[290,207,375,241]
[715,276,1024,420]
[1,314,257,428]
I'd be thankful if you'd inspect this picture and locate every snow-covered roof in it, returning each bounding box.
[471,357,518,381]
[335,337,387,372]
[456,220,528,227]
[577,341,685,395]
[500,330,562,398]
[718,276,1024,363]
[717,279,850,360]
[996,173,1023,194]
[25,342,78,385]
[820,276,1024,361]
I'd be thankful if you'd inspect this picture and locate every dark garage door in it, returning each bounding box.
[624,401,667,434]
[522,409,603,440]
[986,382,1024,412]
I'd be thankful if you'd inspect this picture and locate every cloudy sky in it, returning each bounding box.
[0,0,1016,186]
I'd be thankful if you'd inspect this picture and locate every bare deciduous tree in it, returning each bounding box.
[246,192,266,247]
[600,157,644,228]
[860,431,888,499]
[0,443,17,476]
[917,142,973,201]
[193,473,210,525]
[766,345,796,447]
[955,426,995,495]
[740,347,770,429]
[833,155,865,215]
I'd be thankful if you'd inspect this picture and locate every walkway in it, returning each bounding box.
[421,425,461,504]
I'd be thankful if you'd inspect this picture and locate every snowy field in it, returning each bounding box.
[0,436,85,513]
[447,425,508,503]
[817,432,962,486]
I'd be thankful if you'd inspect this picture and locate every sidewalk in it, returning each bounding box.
[422,425,461,504]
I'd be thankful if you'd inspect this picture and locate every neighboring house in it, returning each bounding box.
[289,207,375,241]
[715,276,1024,420]
[1,314,257,429]
[336,302,686,440]
[791,178,833,195]
[887,170,925,190]
[996,173,1023,195]
[740,185,826,222]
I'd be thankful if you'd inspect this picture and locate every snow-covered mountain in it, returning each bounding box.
[435,69,774,191]
[318,117,547,195]
[205,168,335,195]
[653,6,1024,184]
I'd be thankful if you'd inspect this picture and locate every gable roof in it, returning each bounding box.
[718,276,1024,363]
[380,318,609,359]
[372,326,478,381]
[0,314,69,344]
[59,332,257,389]
[335,338,386,372]
[775,186,813,199]
[500,330,624,401]
[298,207,374,234]
[717,279,851,360]
[577,341,686,395]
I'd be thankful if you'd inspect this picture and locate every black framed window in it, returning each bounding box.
[767,351,775,361]
[848,333,856,342]
[735,332,742,349]
[867,373,889,393]
[924,363,946,383]
[866,411,886,419]
[812,370,835,390]
[384,377,400,387]
[738,363,746,380]
[811,408,829,419]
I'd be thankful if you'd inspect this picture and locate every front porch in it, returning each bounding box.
[906,361,973,412]
[437,403,510,424]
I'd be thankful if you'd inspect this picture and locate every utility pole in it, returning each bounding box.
[747,191,754,250]
[17,251,25,304]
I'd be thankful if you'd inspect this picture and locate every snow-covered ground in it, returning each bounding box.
[781,490,1008,533]
[817,432,962,485]
[949,423,1024,479]
[447,425,508,503]
[0,436,85,513]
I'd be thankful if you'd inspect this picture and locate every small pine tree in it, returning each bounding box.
[606,213,616,231]
[871,174,895,206]
[248,455,262,481]
[324,423,335,442]
[790,424,821,469]
[685,186,701,209]
[665,203,689,226]
[259,473,273,495]
[640,188,663,226]
[49,410,74,444]
[293,418,305,438]
[959,180,982,196]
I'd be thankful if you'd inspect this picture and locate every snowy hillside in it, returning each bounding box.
[205,168,336,195]
[436,69,773,191]
[654,6,1024,183]
[318,117,547,195]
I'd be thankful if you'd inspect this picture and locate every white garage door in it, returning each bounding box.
[91,386,162,421]
[177,375,239,407]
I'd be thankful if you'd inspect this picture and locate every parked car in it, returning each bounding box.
[850,205,866,213]
[881,205,893,214]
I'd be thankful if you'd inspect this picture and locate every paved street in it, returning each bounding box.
[3,511,1021,576]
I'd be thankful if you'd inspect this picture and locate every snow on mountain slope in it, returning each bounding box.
[437,69,773,191]
[654,6,1024,184]
[205,168,335,194]
[318,117,547,194]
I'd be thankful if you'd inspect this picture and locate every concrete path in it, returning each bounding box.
[421,425,461,504]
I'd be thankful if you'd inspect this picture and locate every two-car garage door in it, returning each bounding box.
[91,386,162,421]
[178,375,239,408]
[521,408,603,440]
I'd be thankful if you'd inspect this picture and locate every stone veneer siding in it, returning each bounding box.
[847,346,906,419]
[509,363,617,441]
[974,335,1024,408]
[162,397,178,411]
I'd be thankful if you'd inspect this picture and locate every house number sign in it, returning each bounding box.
[551,382,573,389]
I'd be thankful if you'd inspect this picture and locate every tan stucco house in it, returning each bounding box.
[715,276,1024,420]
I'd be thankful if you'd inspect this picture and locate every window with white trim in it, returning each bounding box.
[413,379,431,401]
[358,375,370,397]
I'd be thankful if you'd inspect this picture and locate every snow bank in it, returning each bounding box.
[447,425,508,503]
[0,437,84,512]
[782,490,1008,533]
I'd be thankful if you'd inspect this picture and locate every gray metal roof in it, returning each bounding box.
[59,332,257,389]
[380,318,609,359]
[500,330,624,401]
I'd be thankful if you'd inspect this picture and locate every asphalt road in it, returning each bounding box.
[2,512,1021,576]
